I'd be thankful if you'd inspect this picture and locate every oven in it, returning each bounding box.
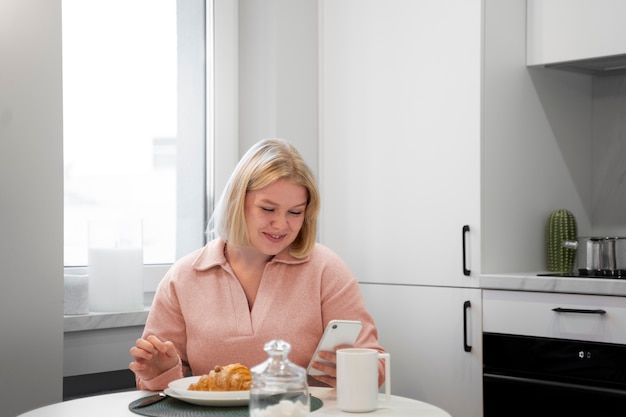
[483,290,626,417]
[483,333,626,416]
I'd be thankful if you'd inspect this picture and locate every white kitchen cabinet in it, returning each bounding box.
[483,289,626,344]
[319,0,481,287]
[360,283,483,417]
[319,2,482,414]
[527,0,626,66]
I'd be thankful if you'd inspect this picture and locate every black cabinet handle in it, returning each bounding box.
[552,307,607,315]
[463,300,472,352]
[462,225,470,276]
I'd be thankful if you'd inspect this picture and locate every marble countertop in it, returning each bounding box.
[480,272,626,297]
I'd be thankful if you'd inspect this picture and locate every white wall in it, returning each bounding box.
[237,0,318,174]
[482,0,593,273]
[0,0,64,415]
[591,74,626,236]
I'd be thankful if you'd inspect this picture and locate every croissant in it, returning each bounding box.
[188,363,252,391]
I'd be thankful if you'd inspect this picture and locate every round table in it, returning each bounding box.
[18,387,451,417]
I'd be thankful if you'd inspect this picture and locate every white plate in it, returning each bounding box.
[166,376,250,407]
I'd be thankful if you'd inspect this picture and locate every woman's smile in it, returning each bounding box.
[264,232,286,241]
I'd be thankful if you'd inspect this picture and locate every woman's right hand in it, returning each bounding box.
[129,335,179,381]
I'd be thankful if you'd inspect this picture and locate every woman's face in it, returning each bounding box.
[244,179,308,256]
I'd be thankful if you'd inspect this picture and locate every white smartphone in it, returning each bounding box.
[307,319,363,376]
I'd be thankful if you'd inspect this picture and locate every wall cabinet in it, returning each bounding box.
[319,0,481,288]
[360,284,483,417]
[527,0,626,67]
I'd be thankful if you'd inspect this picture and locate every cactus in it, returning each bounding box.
[546,209,577,273]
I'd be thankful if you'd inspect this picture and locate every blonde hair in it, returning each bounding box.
[209,139,320,258]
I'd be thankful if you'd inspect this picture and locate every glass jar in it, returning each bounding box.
[249,339,310,417]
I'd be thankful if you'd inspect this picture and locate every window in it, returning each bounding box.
[62,0,208,295]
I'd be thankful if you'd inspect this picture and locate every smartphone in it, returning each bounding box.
[307,320,363,376]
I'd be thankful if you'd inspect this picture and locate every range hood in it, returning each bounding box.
[545,54,626,76]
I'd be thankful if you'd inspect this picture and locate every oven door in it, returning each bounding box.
[483,333,626,417]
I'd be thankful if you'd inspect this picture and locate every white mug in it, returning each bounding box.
[336,348,391,412]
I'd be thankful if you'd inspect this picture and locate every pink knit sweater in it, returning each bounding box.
[135,238,384,390]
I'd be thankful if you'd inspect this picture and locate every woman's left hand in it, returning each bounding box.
[308,344,352,387]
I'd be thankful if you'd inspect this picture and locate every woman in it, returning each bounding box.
[129,139,384,390]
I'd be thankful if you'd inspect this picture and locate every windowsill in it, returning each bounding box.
[63,264,167,333]
[64,307,151,332]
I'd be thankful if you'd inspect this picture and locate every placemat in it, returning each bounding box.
[129,395,323,417]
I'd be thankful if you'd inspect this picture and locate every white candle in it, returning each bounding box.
[88,247,144,312]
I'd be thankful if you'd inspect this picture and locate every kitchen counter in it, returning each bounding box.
[480,273,626,297]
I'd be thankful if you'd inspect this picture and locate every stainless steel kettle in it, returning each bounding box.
[563,237,626,275]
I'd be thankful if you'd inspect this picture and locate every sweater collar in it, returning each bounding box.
[192,238,309,271]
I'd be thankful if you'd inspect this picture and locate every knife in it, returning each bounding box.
[132,392,168,409]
